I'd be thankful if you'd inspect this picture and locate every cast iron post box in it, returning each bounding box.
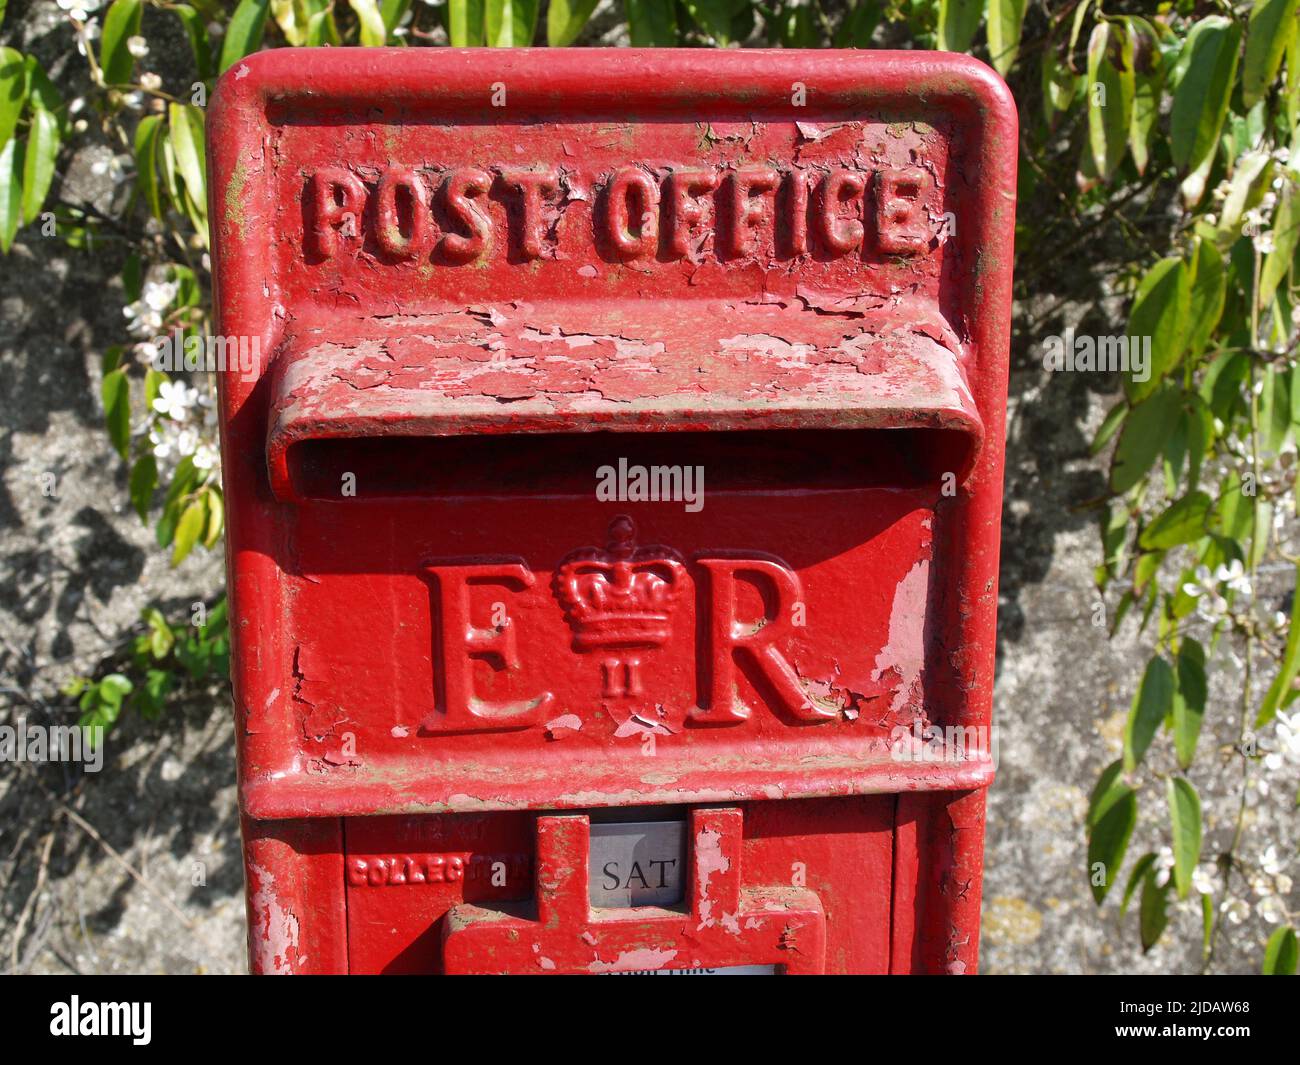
[209,48,1016,975]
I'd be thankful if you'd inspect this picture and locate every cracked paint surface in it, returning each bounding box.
[248,864,301,975]
[268,297,979,472]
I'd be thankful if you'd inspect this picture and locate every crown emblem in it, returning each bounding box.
[553,516,687,651]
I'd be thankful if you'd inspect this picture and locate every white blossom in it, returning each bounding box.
[75,18,100,57]
[1256,896,1287,924]
[152,381,197,421]
[193,443,219,471]
[57,0,102,20]
[1154,847,1175,888]
[1221,897,1250,924]
[89,152,131,186]
[1216,559,1252,597]
[1262,710,1300,772]
[123,270,179,338]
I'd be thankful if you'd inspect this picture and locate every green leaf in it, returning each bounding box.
[381,0,412,34]
[1124,257,1190,402]
[834,0,880,47]
[1087,760,1138,904]
[1201,893,1214,957]
[134,667,174,720]
[1091,400,1128,456]
[1289,24,1300,129]
[1173,638,1207,769]
[174,5,214,83]
[1126,17,1164,175]
[1261,178,1300,307]
[626,0,677,44]
[1133,549,1164,597]
[349,0,388,45]
[447,0,485,45]
[202,486,224,547]
[1257,563,1300,726]
[682,0,733,43]
[1201,350,1249,424]
[1139,865,1170,951]
[1260,365,1291,454]
[23,56,62,116]
[986,0,1026,75]
[0,133,21,252]
[1170,17,1242,176]
[305,7,342,45]
[1184,396,1214,492]
[1263,926,1298,974]
[144,367,165,408]
[122,254,142,303]
[219,0,271,75]
[144,606,176,658]
[937,0,982,53]
[129,453,157,522]
[1139,491,1211,550]
[1185,239,1226,357]
[1100,503,1130,581]
[1040,38,1076,122]
[1124,655,1174,772]
[21,107,58,225]
[1120,852,1157,918]
[485,0,539,46]
[547,0,599,45]
[1110,385,1183,494]
[1167,776,1201,900]
[0,46,26,150]
[167,103,206,209]
[172,498,206,566]
[1242,0,1298,107]
[100,0,144,86]
[1209,473,1256,544]
[1217,150,1273,238]
[202,596,229,639]
[101,673,133,705]
[101,367,131,459]
[1086,21,1134,181]
[135,113,167,219]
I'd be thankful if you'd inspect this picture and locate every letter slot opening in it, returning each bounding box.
[279,426,976,501]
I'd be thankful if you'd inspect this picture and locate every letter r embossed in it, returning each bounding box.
[692,556,833,724]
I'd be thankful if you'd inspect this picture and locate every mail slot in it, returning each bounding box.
[209,48,1016,974]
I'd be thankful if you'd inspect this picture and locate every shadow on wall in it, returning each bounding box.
[995,253,1117,655]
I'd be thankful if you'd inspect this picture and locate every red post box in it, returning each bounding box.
[209,48,1016,975]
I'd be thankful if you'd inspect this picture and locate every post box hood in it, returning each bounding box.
[266,294,981,501]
